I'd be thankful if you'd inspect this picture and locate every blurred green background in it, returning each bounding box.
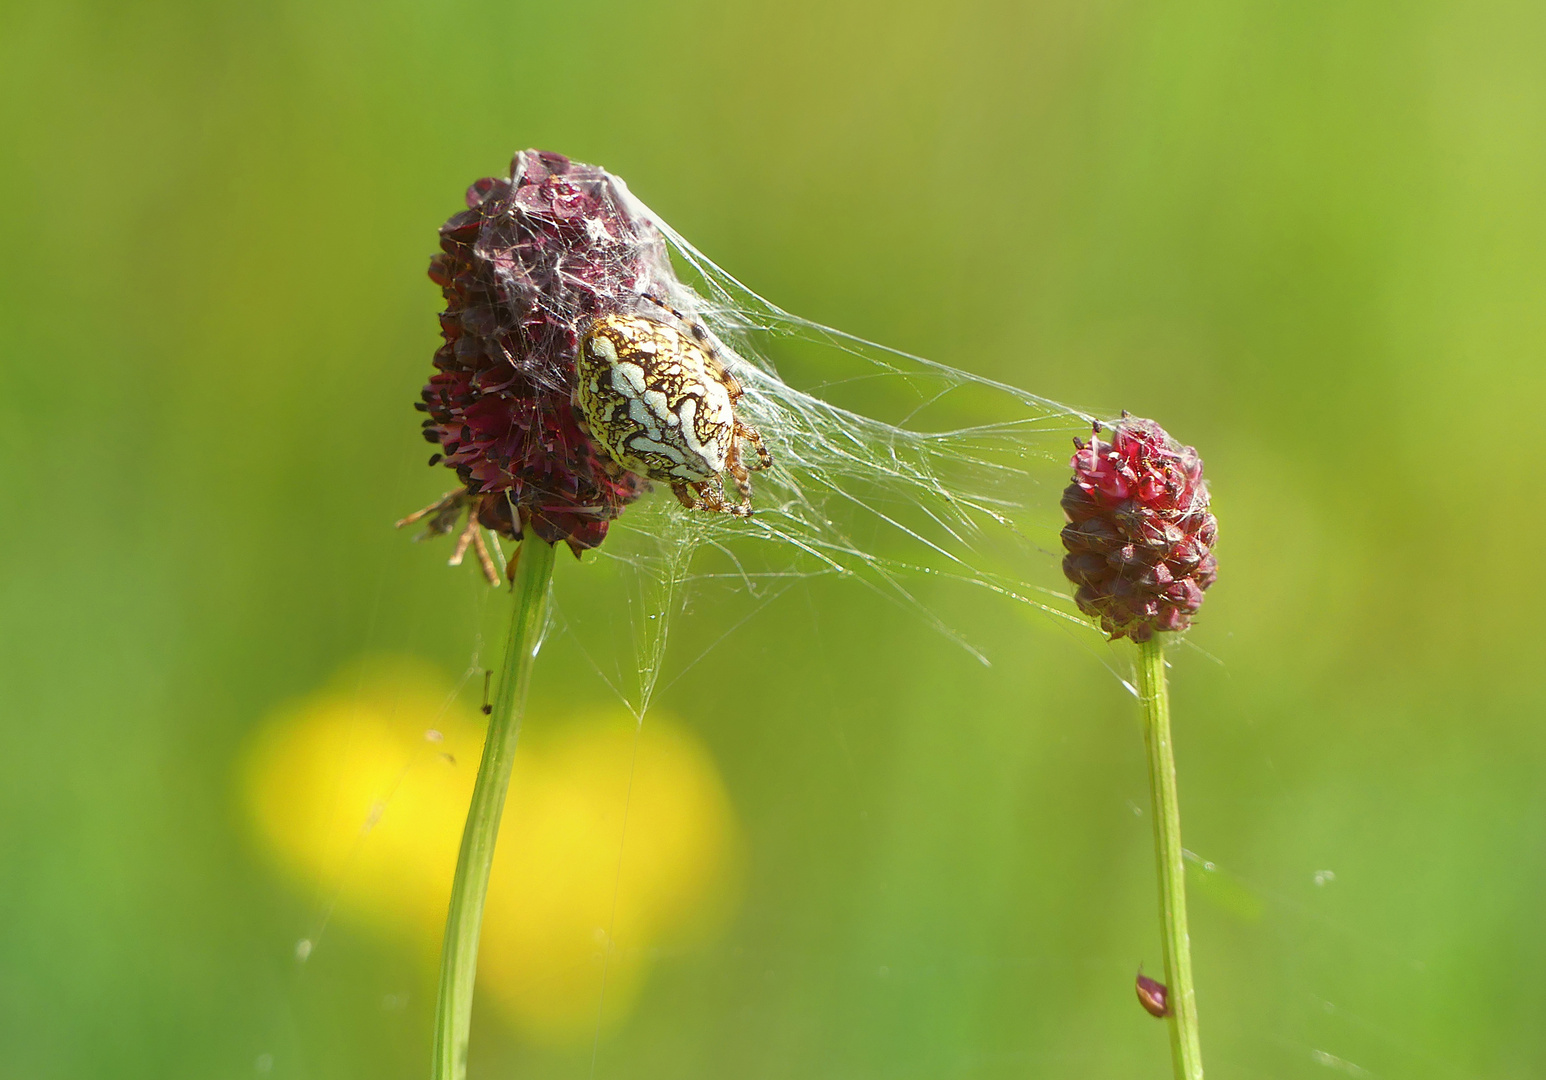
[3,0,1545,1077]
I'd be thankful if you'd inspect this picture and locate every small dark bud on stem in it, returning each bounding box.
[1136,970,1172,1018]
[1060,415,1218,641]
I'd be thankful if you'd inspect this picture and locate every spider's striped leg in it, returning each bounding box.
[674,478,752,518]
[727,457,753,501]
[735,421,773,471]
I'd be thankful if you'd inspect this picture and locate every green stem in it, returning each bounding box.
[432,538,558,1080]
[1136,636,1204,1080]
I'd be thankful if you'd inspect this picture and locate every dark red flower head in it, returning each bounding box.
[415,150,677,555]
[1060,415,1218,642]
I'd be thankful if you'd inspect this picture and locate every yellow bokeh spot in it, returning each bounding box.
[240,658,741,1044]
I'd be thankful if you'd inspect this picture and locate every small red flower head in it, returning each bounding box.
[415,150,676,555]
[1060,415,1218,642]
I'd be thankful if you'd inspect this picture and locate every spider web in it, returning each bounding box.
[525,168,1109,722]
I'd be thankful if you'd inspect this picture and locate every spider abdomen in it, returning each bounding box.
[576,314,736,484]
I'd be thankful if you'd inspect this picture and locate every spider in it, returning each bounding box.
[573,306,772,517]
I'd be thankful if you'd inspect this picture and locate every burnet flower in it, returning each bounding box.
[1059,415,1219,642]
[403,151,662,571]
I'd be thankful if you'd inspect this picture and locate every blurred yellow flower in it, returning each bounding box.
[240,658,741,1044]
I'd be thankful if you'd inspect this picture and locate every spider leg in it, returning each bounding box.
[708,354,743,400]
[726,451,753,501]
[674,478,752,518]
[672,483,699,512]
[735,421,773,471]
[711,471,754,518]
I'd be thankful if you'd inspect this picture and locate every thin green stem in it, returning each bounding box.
[432,538,558,1080]
[1136,636,1204,1080]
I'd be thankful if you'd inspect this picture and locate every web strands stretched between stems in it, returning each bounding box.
[526,164,1104,720]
